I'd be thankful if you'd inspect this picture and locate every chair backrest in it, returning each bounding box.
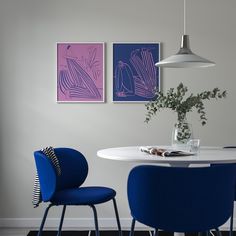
[127,165,236,232]
[34,147,88,202]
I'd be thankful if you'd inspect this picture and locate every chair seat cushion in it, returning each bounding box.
[51,186,116,205]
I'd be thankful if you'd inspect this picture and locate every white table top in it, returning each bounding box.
[97,146,236,167]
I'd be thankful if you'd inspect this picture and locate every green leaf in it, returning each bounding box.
[144,83,227,125]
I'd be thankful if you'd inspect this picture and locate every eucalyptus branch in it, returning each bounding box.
[145,83,227,125]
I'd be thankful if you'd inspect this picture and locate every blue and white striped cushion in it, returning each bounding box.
[32,146,61,208]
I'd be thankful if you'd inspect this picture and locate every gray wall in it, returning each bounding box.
[0,0,236,228]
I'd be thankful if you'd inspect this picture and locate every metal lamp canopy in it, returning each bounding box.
[155,0,215,68]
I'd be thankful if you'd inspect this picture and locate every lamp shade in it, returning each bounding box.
[155,35,215,68]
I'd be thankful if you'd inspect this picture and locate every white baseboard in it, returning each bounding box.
[0,217,234,230]
[0,218,147,230]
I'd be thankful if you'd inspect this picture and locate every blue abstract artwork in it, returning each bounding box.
[113,43,160,102]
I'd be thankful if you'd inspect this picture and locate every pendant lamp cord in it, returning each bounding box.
[184,0,186,35]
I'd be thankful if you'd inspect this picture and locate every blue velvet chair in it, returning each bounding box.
[34,147,122,236]
[214,146,236,236]
[127,165,236,236]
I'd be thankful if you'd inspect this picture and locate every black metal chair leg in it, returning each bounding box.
[112,198,122,236]
[90,205,100,236]
[215,228,222,236]
[129,218,135,236]
[230,204,234,236]
[153,229,159,236]
[37,204,53,236]
[57,205,66,236]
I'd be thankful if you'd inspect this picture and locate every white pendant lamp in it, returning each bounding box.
[155,0,215,68]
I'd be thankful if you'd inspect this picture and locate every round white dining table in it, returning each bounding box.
[97,146,236,167]
[97,146,236,235]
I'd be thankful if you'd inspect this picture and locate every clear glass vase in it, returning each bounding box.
[172,121,193,150]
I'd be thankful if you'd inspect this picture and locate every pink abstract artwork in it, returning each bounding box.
[57,43,104,102]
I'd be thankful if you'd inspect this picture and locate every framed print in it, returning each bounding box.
[57,42,104,102]
[113,42,160,102]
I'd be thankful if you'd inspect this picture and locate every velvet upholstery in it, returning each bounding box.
[127,165,236,232]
